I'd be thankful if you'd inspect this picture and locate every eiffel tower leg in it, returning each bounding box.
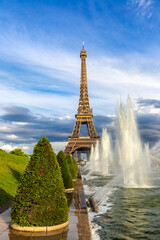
[87,120,97,138]
[72,120,81,138]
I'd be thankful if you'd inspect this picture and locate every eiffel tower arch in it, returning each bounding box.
[64,42,100,160]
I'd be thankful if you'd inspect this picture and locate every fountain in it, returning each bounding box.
[100,128,113,176]
[87,128,113,176]
[116,96,150,187]
[83,96,160,240]
[94,140,100,172]
[86,95,151,205]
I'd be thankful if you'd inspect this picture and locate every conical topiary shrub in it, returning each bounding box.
[11,137,68,227]
[72,157,78,177]
[66,154,76,179]
[57,151,73,190]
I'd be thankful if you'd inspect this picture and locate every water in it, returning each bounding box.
[100,129,112,176]
[84,96,160,239]
[88,128,112,176]
[116,96,150,187]
[83,171,160,240]
[94,140,100,172]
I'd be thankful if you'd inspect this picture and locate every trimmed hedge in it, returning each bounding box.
[66,192,74,207]
[57,151,73,189]
[66,154,76,179]
[72,157,78,177]
[11,137,68,227]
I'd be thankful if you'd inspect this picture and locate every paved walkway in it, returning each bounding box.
[0,178,93,240]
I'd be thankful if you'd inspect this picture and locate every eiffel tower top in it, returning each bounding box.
[77,41,92,115]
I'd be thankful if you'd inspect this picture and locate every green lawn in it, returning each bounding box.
[0,150,29,206]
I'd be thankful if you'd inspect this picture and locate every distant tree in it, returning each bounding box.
[10,148,29,158]
[66,154,76,179]
[57,151,73,189]
[0,149,6,152]
[11,137,68,227]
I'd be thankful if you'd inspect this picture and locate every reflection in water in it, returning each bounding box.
[9,227,68,240]
[73,179,92,240]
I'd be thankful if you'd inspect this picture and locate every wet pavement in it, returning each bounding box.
[0,179,92,240]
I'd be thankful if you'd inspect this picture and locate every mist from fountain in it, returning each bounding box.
[100,128,113,176]
[94,140,100,172]
[87,128,113,176]
[88,144,95,172]
[116,96,150,187]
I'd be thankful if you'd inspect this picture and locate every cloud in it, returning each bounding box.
[0,39,160,117]
[0,144,18,152]
[0,103,159,153]
[137,98,160,108]
[128,0,153,17]
[137,114,160,145]
[51,142,68,153]
[134,98,160,145]
[136,98,160,114]
[0,104,116,153]
[0,105,37,122]
[0,144,30,152]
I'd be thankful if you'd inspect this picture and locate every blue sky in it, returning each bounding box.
[0,0,160,153]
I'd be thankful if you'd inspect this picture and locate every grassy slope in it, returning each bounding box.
[0,151,29,206]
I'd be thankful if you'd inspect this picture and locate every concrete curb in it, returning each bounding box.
[65,188,74,193]
[0,200,12,214]
[10,220,69,232]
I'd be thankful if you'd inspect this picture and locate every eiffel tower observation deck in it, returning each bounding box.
[64,41,100,159]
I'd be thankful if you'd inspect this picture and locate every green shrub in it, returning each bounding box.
[66,154,76,179]
[66,192,74,207]
[72,157,78,177]
[10,148,29,158]
[57,151,73,189]
[11,137,68,227]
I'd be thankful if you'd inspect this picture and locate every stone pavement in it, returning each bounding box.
[0,178,93,240]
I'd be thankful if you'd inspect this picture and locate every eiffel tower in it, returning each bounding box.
[64,41,100,158]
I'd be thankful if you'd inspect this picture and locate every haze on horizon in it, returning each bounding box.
[0,0,160,153]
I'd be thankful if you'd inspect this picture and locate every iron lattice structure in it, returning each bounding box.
[64,43,100,155]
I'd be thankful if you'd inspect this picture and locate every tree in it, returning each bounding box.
[66,154,76,179]
[57,151,73,189]
[10,148,29,158]
[11,137,68,227]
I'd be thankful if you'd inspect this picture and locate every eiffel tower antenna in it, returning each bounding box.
[64,43,100,158]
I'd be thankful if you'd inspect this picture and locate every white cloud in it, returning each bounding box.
[22,146,29,150]
[0,30,160,118]
[0,84,78,116]
[0,143,34,154]
[0,141,70,154]
[0,144,29,152]
[0,42,160,116]
[0,144,17,152]
[128,0,153,16]
[6,134,18,140]
[51,142,68,154]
